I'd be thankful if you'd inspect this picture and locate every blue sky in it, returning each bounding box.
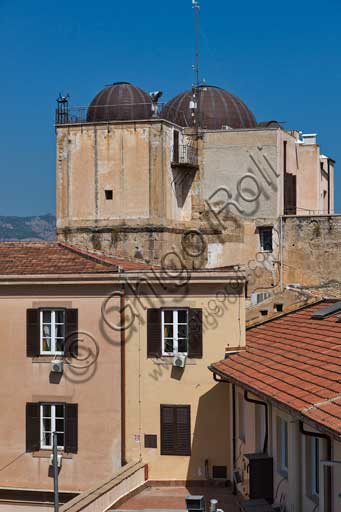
[0,0,340,216]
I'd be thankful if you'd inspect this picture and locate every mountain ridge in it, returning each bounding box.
[0,214,56,241]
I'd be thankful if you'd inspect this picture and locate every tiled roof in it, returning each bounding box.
[0,242,152,275]
[211,300,341,439]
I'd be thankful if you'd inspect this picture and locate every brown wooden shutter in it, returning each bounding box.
[26,402,40,452]
[160,405,191,456]
[147,309,161,358]
[64,403,78,453]
[65,309,78,358]
[188,308,203,358]
[26,309,40,357]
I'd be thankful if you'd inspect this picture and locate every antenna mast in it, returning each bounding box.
[192,0,200,88]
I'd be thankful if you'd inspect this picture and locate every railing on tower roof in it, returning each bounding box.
[55,103,188,126]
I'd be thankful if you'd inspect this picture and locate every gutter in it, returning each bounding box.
[209,365,341,443]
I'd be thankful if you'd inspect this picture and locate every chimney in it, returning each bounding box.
[302,133,317,145]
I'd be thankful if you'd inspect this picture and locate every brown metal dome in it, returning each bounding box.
[161,85,256,130]
[87,82,153,122]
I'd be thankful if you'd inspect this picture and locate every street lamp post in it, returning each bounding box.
[52,432,59,512]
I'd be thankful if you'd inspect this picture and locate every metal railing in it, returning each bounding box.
[55,103,186,125]
[173,145,198,166]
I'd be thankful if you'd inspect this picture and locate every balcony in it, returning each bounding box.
[172,145,198,170]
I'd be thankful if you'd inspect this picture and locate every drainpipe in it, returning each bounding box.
[299,421,332,512]
[121,287,127,466]
[232,384,237,495]
[327,159,331,215]
[213,373,237,495]
[280,216,284,291]
[244,390,269,455]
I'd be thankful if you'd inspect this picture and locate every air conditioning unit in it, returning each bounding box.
[50,453,63,468]
[173,354,187,368]
[51,360,63,373]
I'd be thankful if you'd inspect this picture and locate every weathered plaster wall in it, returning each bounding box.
[56,121,193,230]
[201,129,282,220]
[283,215,341,286]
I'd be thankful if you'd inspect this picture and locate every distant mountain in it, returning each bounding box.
[0,214,56,241]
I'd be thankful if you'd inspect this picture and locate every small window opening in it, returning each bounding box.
[260,309,268,316]
[105,190,113,200]
[275,304,283,313]
[259,227,273,252]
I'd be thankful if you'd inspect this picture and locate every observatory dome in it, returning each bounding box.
[87,82,153,122]
[161,85,256,130]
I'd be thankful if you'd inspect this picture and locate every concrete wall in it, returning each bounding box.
[124,282,245,481]
[0,283,122,493]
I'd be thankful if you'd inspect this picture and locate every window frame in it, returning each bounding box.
[40,403,65,451]
[259,227,273,253]
[311,437,320,497]
[40,308,65,356]
[238,392,246,443]
[278,417,289,476]
[161,308,189,356]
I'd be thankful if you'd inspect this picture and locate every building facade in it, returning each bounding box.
[55,82,335,295]
[0,241,245,505]
[210,300,341,512]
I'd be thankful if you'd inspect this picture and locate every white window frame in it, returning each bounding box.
[279,417,289,474]
[161,309,189,356]
[311,437,320,496]
[40,403,65,450]
[40,309,65,356]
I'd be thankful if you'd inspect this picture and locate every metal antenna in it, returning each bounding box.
[192,0,200,88]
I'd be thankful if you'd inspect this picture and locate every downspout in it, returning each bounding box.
[213,373,237,495]
[280,215,284,291]
[121,286,127,466]
[244,390,269,455]
[327,159,331,215]
[299,421,332,512]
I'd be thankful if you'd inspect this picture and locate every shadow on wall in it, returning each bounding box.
[172,168,196,208]
[187,383,230,482]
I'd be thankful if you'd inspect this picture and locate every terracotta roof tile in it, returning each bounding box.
[211,300,341,439]
[0,242,153,275]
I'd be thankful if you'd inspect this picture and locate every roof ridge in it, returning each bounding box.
[58,242,119,270]
[0,241,57,245]
[247,298,325,330]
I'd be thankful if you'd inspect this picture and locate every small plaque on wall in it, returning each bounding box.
[144,434,157,448]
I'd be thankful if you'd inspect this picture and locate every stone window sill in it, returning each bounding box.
[32,356,72,364]
[32,450,73,459]
[152,358,198,365]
